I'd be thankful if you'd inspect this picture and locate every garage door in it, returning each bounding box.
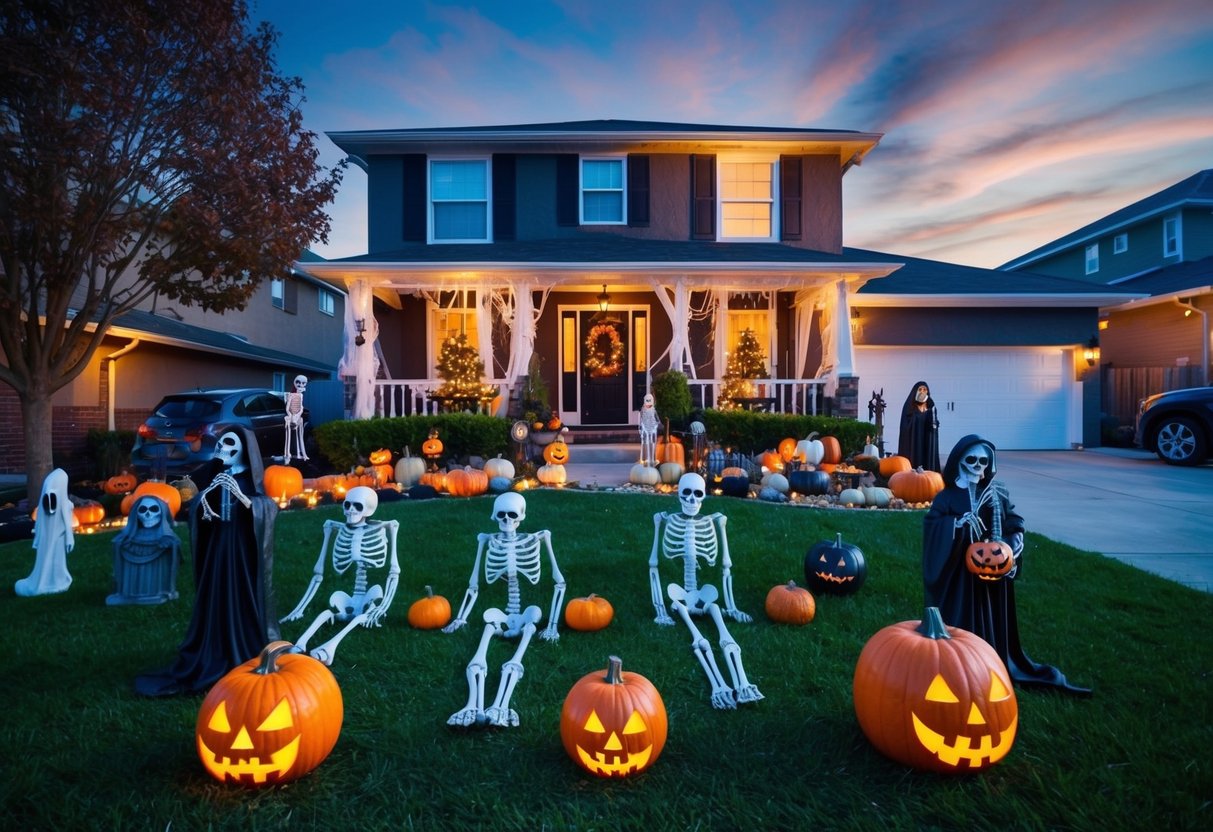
[853,346,1074,453]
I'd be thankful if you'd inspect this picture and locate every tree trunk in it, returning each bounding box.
[21,393,54,507]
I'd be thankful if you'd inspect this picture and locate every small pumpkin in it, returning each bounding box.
[861,436,880,458]
[655,420,685,466]
[765,581,816,625]
[264,465,304,501]
[760,450,784,474]
[720,475,751,498]
[537,463,567,485]
[657,461,684,485]
[838,487,866,507]
[561,655,667,778]
[489,476,513,493]
[104,472,137,495]
[965,538,1016,581]
[544,436,570,465]
[196,641,343,787]
[73,500,106,526]
[368,448,392,466]
[446,466,489,497]
[171,475,199,504]
[407,586,452,629]
[629,464,661,486]
[860,485,894,508]
[547,416,563,431]
[804,532,867,596]
[483,454,515,481]
[820,435,842,465]
[889,467,945,503]
[421,429,444,458]
[853,607,1018,773]
[564,594,615,631]
[394,447,426,488]
[879,455,913,479]
[761,472,789,494]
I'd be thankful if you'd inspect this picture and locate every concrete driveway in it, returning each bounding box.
[995,447,1213,592]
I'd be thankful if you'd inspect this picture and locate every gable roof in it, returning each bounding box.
[1102,255,1213,300]
[1001,170,1213,269]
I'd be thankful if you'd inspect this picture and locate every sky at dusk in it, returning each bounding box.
[253,0,1213,269]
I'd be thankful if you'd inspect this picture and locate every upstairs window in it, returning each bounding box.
[1085,243,1099,275]
[430,159,490,242]
[580,158,625,224]
[1113,233,1127,254]
[270,277,296,313]
[318,288,336,316]
[719,158,776,241]
[1163,215,1180,257]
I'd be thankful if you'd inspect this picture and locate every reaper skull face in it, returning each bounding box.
[342,486,378,525]
[915,384,929,404]
[293,375,308,394]
[959,443,991,484]
[492,492,527,535]
[136,498,163,529]
[678,473,706,517]
[214,431,246,473]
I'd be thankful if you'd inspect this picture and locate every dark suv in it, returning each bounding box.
[130,388,303,479]
[1134,386,1213,466]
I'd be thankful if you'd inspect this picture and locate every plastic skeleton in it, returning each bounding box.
[649,472,763,710]
[638,393,659,465]
[281,486,400,665]
[444,492,566,728]
[952,441,1023,577]
[197,431,254,521]
[283,374,308,464]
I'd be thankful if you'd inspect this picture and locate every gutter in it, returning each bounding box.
[1175,297,1210,385]
[103,338,141,431]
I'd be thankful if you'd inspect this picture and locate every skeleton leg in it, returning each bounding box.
[293,420,308,461]
[306,587,385,666]
[485,607,542,728]
[448,617,502,727]
[291,609,335,653]
[707,602,763,704]
[668,588,736,710]
[283,417,292,464]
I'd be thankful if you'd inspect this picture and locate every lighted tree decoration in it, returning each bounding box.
[718,328,769,409]
[432,334,499,410]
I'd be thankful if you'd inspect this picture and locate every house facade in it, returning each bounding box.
[300,120,1129,450]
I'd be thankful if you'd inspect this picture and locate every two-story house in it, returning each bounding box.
[1001,170,1213,424]
[300,119,1131,452]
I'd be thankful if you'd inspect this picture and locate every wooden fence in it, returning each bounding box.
[1101,365,1203,424]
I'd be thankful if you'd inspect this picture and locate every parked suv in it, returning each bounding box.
[1134,386,1213,466]
[130,388,305,479]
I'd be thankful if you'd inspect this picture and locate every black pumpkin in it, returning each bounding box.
[788,468,832,496]
[804,532,867,595]
[719,475,751,498]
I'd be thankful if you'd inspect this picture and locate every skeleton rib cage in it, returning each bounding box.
[485,533,543,615]
[662,514,719,593]
[332,523,390,594]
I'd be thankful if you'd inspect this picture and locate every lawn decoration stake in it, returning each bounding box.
[444,492,566,728]
[283,374,309,465]
[638,393,660,465]
[108,494,180,605]
[135,426,278,696]
[561,655,667,778]
[923,434,1090,696]
[280,485,401,665]
[15,467,74,596]
[648,472,763,709]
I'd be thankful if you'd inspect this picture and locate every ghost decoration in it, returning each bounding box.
[108,495,181,606]
[15,468,74,596]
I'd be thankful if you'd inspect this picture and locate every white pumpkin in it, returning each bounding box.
[838,487,866,506]
[658,461,685,484]
[394,449,426,487]
[536,463,567,485]
[862,437,880,458]
[761,472,790,494]
[795,432,825,466]
[860,485,893,508]
[630,463,661,486]
[483,454,515,481]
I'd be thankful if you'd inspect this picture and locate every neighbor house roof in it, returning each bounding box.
[1001,170,1213,270]
[1098,255,1213,312]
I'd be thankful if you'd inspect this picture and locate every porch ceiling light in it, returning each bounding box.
[597,284,610,313]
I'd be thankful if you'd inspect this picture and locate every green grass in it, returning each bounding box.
[1,489,1210,831]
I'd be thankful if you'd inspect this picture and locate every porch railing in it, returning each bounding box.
[373,379,512,418]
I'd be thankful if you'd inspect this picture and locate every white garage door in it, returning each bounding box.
[853,346,1075,453]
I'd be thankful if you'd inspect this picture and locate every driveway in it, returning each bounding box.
[995,447,1213,593]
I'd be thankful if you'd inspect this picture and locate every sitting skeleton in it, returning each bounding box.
[280,486,400,665]
[444,492,566,728]
[649,472,763,710]
[283,374,308,464]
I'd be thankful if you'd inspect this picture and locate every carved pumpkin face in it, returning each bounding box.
[368,448,392,466]
[561,656,667,778]
[421,430,443,457]
[854,608,1018,773]
[965,539,1015,581]
[804,533,867,596]
[544,439,569,465]
[196,642,342,787]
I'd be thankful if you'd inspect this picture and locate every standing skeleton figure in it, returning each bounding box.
[283,374,308,464]
[649,472,763,709]
[281,486,400,665]
[444,492,566,728]
[638,393,660,465]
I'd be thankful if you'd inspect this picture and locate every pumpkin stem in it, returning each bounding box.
[916,607,952,640]
[255,641,296,674]
[424,585,434,599]
[785,580,798,590]
[604,655,624,685]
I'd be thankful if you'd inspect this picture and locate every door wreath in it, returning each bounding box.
[584,322,624,378]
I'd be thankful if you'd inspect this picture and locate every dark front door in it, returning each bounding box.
[580,312,628,424]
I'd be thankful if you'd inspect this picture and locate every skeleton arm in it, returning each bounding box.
[280,520,336,622]
[365,520,401,626]
[443,533,487,633]
[715,513,751,623]
[648,513,674,625]
[538,529,565,641]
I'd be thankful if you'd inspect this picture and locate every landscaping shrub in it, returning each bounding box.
[652,369,692,429]
[315,414,511,471]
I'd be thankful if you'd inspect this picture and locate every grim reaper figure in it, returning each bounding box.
[923,434,1090,696]
[108,494,180,605]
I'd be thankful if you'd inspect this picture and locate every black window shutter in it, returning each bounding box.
[690,154,716,240]
[492,154,516,241]
[780,155,802,241]
[627,154,650,227]
[401,154,427,242]
[283,277,298,314]
[556,154,579,226]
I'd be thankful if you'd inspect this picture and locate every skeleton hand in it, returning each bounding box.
[653,604,674,626]
[442,618,466,634]
[364,605,387,628]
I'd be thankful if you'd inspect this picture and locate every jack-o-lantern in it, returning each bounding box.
[853,607,1018,773]
[196,641,343,787]
[804,532,867,595]
[561,655,667,778]
[104,472,137,495]
[965,538,1016,581]
[368,448,392,466]
[544,437,570,465]
[263,465,304,501]
[777,437,798,463]
[421,429,444,459]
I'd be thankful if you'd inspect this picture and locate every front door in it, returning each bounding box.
[580,311,629,424]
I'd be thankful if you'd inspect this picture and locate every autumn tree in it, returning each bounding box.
[0,0,344,501]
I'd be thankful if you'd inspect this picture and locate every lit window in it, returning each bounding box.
[1163,215,1180,257]
[431,307,479,376]
[1085,243,1099,275]
[720,159,775,240]
[271,278,284,309]
[1113,233,1127,254]
[581,158,625,224]
[430,159,490,242]
[318,289,335,316]
[726,310,770,373]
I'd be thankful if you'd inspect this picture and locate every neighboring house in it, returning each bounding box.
[1001,170,1213,425]
[0,260,346,476]
[299,119,1132,451]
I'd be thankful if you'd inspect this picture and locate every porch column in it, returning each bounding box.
[339,278,380,419]
[504,282,537,387]
[652,277,695,378]
[832,278,856,378]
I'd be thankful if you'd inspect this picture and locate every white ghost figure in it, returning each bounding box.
[16,468,75,596]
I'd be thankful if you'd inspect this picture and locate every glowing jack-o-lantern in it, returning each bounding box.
[853,607,1018,773]
[544,435,570,465]
[561,655,667,778]
[196,641,343,787]
[804,532,867,596]
[965,538,1015,581]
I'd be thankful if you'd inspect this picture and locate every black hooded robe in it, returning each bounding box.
[923,434,1089,696]
[898,381,941,472]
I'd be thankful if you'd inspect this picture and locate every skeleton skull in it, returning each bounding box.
[960,443,991,483]
[342,486,378,525]
[136,498,163,529]
[214,431,246,472]
[491,492,527,535]
[293,374,308,394]
[642,394,654,409]
[677,473,706,517]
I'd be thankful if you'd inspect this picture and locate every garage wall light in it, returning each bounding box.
[1083,336,1100,367]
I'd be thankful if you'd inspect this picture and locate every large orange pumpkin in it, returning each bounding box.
[122,480,182,517]
[446,466,489,497]
[263,465,304,501]
[561,656,667,778]
[196,641,343,787]
[888,467,945,503]
[419,470,448,493]
[564,594,615,631]
[853,607,1018,773]
[73,500,106,526]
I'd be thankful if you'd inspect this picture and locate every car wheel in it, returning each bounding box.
[1153,416,1207,466]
